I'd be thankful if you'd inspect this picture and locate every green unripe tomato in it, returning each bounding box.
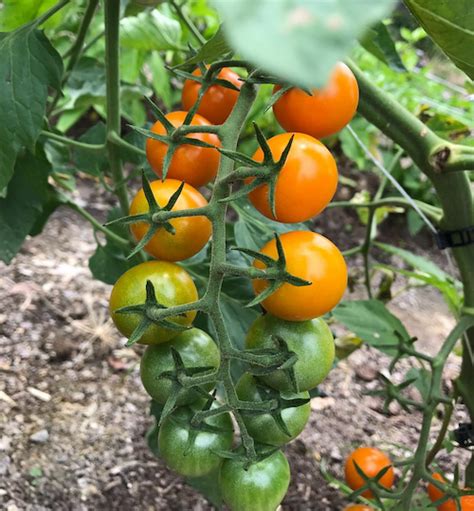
[158,404,233,478]
[140,328,219,405]
[109,261,198,345]
[245,314,335,392]
[219,450,290,511]
[236,373,310,446]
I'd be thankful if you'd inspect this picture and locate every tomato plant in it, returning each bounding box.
[219,450,290,511]
[145,111,221,187]
[344,447,395,498]
[273,62,359,139]
[158,403,233,477]
[245,314,335,392]
[252,231,347,320]
[140,328,219,405]
[428,473,474,511]
[4,0,474,509]
[182,67,241,125]
[235,372,310,446]
[129,178,211,261]
[248,132,338,223]
[109,261,198,345]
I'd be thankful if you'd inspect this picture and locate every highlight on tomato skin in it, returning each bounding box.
[182,67,242,125]
[145,110,221,188]
[252,230,347,321]
[248,132,338,223]
[129,178,212,262]
[273,62,359,139]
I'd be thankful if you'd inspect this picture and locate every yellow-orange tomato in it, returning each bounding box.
[129,179,211,261]
[182,67,241,125]
[248,132,338,223]
[145,111,221,188]
[344,506,374,511]
[344,447,395,499]
[273,62,359,139]
[428,473,474,511]
[252,231,347,321]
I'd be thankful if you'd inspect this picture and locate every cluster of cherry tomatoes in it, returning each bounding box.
[109,62,362,510]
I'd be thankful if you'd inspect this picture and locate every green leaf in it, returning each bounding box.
[403,0,474,79]
[213,0,397,88]
[0,151,49,263]
[233,201,308,252]
[148,51,173,109]
[120,10,182,51]
[71,122,107,176]
[332,299,411,355]
[88,209,139,285]
[179,25,231,67]
[360,21,405,71]
[0,26,62,190]
[0,0,63,31]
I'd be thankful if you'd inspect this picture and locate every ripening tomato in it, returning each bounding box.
[245,314,335,392]
[344,506,374,511]
[273,62,359,139]
[219,450,290,511]
[129,178,211,261]
[182,67,241,125]
[248,132,338,223]
[145,111,221,188]
[235,373,310,446]
[252,231,347,321]
[428,473,474,511]
[158,403,233,478]
[109,261,198,345]
[344,447,395,499]
[140,328,219,405]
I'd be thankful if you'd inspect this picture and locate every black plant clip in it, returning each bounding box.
[453,422,474,449]
[435,226,474,250]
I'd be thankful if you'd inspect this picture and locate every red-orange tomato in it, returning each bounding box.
[344,447,395,499]
[273,62,359,139]
[344,506,374,511]
[252,231,347,321]
[428,473,474,511]
[182,67,241,125]
[145,111,221,188]
[248,132,338,223]
[129,179,211,262]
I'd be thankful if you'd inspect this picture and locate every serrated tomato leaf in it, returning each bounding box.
[0,151,49,263]
[0,26,62,190]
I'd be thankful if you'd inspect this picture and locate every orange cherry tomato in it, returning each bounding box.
[248,132,338,223]
[273,62,359,139]
[428,473,474,511]
[129,178,211,261]
[343,506,374,511]
[182,67,241,125]
[145,111,221,188]
[252,231,347,321]
[344,447,395,499]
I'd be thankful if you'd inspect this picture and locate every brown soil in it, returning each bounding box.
[0,182,468,511]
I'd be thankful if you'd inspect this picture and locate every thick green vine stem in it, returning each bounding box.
[351,60,474,489]
[104,0,129,216]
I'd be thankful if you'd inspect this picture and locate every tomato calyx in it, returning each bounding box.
[349,460,395,503]
[156,347,219,425]
[113,280,199,346]
[171,61,241,94]
[370,372,426,414]
[218,123,294,216]
[230,233,311,307]
[242,380,310,438]
[134,98,219,179]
